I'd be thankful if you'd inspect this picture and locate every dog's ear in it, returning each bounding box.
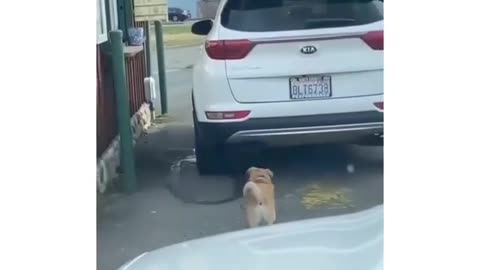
[245,167,257,179]
[265,169,274,179]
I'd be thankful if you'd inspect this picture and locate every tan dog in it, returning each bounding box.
[243,167,276,228]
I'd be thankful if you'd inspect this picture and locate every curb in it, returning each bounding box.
[96,103,153,193]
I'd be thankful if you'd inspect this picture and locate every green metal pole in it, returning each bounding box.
[109,30,137,193]
[145,22,151,77]
[117,0,127,42]
[125,0,134,31]
[154,20,168,114]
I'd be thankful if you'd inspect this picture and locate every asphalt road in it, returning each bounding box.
[163,19,200,26]
[151,46,200,123]
[97,46,384,270]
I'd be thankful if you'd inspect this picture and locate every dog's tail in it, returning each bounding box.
[243,182,262,204]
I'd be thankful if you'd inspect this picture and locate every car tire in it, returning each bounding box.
[373,138,383,146]
[357,135,383,146]
[172,15,179,22]
[192,99,226,175]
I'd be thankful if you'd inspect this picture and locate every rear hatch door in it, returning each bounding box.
[218,0,384,103]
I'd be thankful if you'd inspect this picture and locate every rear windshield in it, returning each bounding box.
[221,0,383,32]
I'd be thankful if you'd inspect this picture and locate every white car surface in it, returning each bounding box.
[191,0,384,173]
[118,205,384,270]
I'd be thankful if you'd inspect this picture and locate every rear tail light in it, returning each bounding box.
[205,40,255,60]
[205,111,251,120]
[374,102,384,111]
[361,31,384,50]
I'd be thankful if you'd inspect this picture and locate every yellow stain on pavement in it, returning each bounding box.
[301,183,354,210]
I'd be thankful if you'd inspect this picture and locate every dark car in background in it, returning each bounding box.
[168,7,191,22]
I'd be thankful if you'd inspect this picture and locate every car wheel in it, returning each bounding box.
[172,15,179,22]
[372,138,383,146]
[192,102,226,175]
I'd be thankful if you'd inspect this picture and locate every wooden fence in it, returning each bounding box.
[97,21,149,157]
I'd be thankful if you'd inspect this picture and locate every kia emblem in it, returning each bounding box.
[300,45,317,54]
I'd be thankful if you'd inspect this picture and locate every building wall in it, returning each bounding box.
[134,0,168,22]
[133,0,218,20]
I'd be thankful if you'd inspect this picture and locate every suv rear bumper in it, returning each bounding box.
[196,111,383,146]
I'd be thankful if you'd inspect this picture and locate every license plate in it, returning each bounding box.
[289,75,332,100]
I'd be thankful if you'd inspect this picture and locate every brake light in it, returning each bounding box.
[205,111,251,120]
[361,31,384,50]
[374,102,384,111]
[205,40,255,60]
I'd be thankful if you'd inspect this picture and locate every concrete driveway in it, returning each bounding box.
[97,46,384,270]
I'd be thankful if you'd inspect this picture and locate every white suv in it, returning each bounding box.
[191,0,384,174]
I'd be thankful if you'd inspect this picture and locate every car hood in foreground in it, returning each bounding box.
[119,205,383,270]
